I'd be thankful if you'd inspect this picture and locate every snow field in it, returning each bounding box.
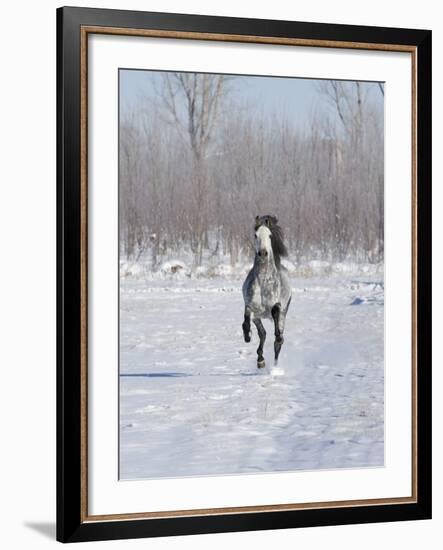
[119,269,384,480]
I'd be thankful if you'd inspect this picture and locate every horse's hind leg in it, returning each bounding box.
[242,306,252,343]
[271,303,285,363]
[253,318,266,369]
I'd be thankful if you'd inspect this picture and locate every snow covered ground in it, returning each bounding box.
[119,262,384,480]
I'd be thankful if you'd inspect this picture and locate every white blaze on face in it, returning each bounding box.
[255,225,272,256]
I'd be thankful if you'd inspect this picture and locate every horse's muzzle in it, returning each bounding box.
[258,250,268,258]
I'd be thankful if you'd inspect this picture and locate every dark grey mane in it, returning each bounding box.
[255,215,288,268]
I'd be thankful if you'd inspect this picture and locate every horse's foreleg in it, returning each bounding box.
[253,318,266,369]
[242,306,252,343]
[271,303,285,363]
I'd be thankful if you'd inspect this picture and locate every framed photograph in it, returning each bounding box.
[57,6,432,543]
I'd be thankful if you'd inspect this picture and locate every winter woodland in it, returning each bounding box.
[119,73,384,269]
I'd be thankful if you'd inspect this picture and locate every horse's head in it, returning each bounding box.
[254,214,288,266]
[255,224,273,260]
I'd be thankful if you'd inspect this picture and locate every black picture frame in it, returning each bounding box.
[57,6,432,543]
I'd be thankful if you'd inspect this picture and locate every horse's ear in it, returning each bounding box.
[265,215,278,227]
[255,215,260,222]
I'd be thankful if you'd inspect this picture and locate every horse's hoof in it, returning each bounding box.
[244,332,251,343]
[257,359,266,369]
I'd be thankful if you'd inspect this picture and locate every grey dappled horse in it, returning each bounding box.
[242,215,292,369]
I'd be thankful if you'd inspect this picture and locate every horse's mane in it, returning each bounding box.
[255,215,288,268]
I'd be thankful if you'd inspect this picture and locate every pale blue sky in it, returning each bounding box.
[120,69,383,127]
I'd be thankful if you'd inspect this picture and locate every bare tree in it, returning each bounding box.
[154,73,229,264]
[157,73,226,159]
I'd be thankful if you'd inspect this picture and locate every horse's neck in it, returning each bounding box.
[254,254,278,279]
